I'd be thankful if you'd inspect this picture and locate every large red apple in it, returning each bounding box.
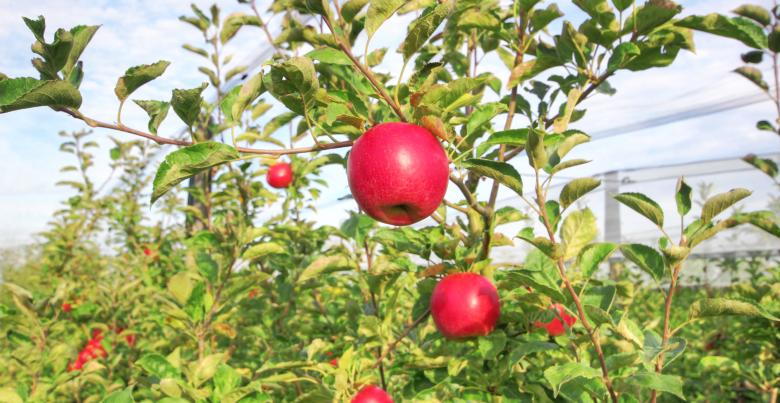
[351,385,393,403]
[534,303,576,337]
[347,122,449,225]
[267,162,293,188]
[430,273,500,339]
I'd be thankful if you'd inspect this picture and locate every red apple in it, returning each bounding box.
[430,273,500,339]
[329,358,338,367]
[267,162,293,188]
[62,302,72,313]
[351,385,393,403]
[143,247,153,257]
[534,303,577,337]
[347,122,449,225]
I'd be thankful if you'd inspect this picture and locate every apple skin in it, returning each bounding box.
[534,303,577,337]
[347,122,449,225]
[430,273,500,339]
[267,162,293,188]
[351,385,393,403]
[62,302,72,313]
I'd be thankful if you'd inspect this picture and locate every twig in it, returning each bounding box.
[59,107,353,155]
[372,308,431,369]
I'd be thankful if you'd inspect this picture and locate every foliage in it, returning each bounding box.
[0,1,779,402]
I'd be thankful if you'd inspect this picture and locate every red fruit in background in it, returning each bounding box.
[347,122,449,226]
[430,273,500,339]
[143,247,152,256]
[329,358,338,367]
[125,334,136,347]
[248,289,259,299]
[62,302,72,313]
[351,385,393,403]
[534,303,577,337]
[267,162,293,188]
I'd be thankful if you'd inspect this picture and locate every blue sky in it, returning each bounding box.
[1,0,779,252]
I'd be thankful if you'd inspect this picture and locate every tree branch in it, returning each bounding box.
[372,308,430,369]
[59,107,353,155]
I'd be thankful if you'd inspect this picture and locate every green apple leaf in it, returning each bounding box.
[462,158,523,195]
[677,14,767,49]
[614,192,664,227]
[151,142,239,204]
[115,60,170,102]
[544,363,601,398]
[560,178,601,210]
[0,77,81,113]
[621,371,685,400]
[170,82,207,127]
[306,48,352,65]
[133,100,170,134]
[675,177,692,216]
[398,0,453,61]
[689,298,779,321]
[700,188,751,223]
[577,242,618,279]
[220,13,261,44]
[621,244,664,281]
[366,0,406,38]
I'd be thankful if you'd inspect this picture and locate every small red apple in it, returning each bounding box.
[347,122,449,225]
[351,385,393,403]
[267,162,293,188]
[430,273,500,339]
[62,302,72,313]
[329,358,338,367]
[143,248,153,257]
[125,334,137,347]
[534,303,576,337]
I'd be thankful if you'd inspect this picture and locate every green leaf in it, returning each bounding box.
[221,13,261,44]
[298,255,356,284]
[133,100,170,134]
[677,13,768,49]
[232,72,264,121]
[306,48,352,65]
[0,77,81,113]
[741,50,764,63]
[675,177,692,216]
[700,188,751,223]
[769,26,780,52]
[614,192,664,227]
[137,353,181,379]
[621,244,664,281]
[544,363,601,398]
[561,208,597,260]
[214,364,241,398]
[23,15,46,42]
[0,388,23,403]
[743,154,778,178]
[167,272,193,305]
[243,243,286,260]
[477,330,507,360]
[466,102,507,136]
[63,25,100,77]
[340,212,376,246]
[170,83,207,126]
[182,44,209,58]
[366,0,406,38]
[263,57,318,115]
[115,61,170,101]
[530,4,564,32]
[342,0,369,22]
[192,354,224,387]
[398,0,453,61]
[101,387,135,403]
[560,178,601,210]
[623,0,681,36]
[733,4,771,26]
[151,142,239,204]
[622,371,685,401]
[526,128,548,169]
[689,298,779,321]
[608,42,641,71]
[462,159,523,195]
[577,242,617,279]
[734,66,768,90]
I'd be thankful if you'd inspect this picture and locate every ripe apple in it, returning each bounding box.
[347,122,449,225]
[430,273,500,339]
[267,162,293,188]
[62,302,72,313]
[329,358,338,367]
[143,247,153,257]
[534,303,576,337]
[351,385,393,403]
